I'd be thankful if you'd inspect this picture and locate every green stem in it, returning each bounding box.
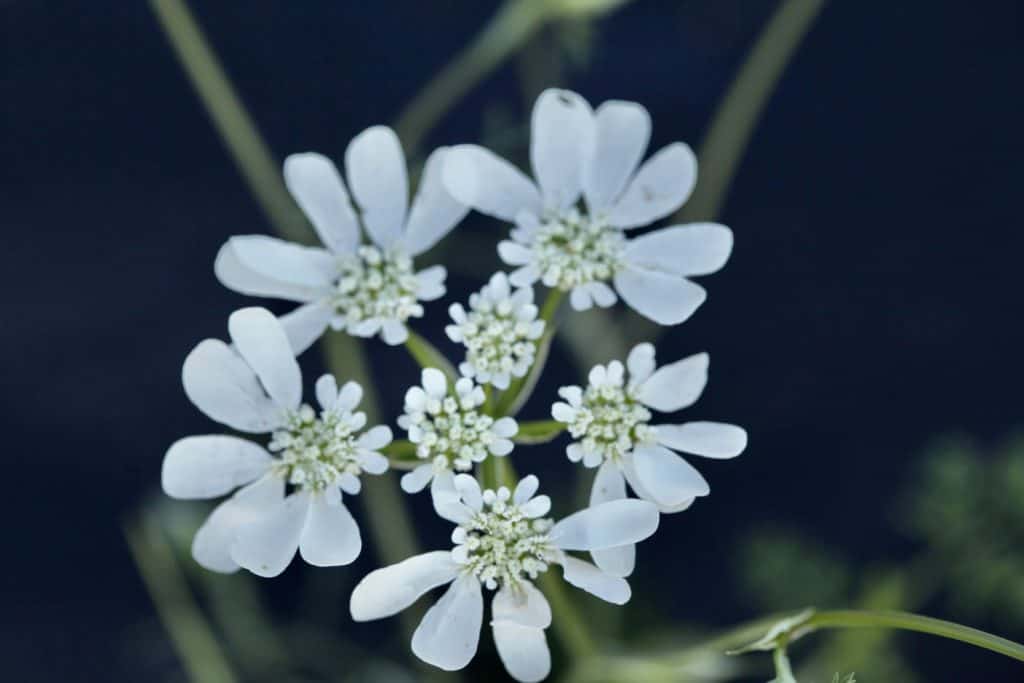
[405,329,458,383]
[538,572,597,659]
[394,0,551,153]
[149,0,310,243]
[124,512,238,683]
[805,610,1024,663]
[674,0,826,222]
[539,288,564,326]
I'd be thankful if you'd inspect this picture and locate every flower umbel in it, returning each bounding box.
[161,307,391,577]
[350,474,660,681]
[452,484,555,590]
[398,368,518,497]
[447,272,545,390]
[444,88,735,324]
[330,244,423,331]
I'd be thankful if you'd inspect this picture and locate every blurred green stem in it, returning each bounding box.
[805,610,1024,662]
[675,0,827,222]
[150,0,309,243]
[395,0,550,153]
[124,512,238,683]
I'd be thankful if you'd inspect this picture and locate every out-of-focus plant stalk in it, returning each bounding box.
[124,512,238,683]
[395,0,632,153]
[675,0,827,222]
[149,0,428,652]
[150,0,309,244]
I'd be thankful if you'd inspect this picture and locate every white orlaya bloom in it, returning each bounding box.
[551,342,746,576]
[446,271,545,390]
[442,88,734,325]
[397,368,517,505]
[215,125,469,351]
[350,474,660,681]
[161,307,392,577]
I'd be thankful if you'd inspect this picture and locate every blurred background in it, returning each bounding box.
[3,0,1023,681]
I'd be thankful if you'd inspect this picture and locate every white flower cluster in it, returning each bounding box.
[446,272,545,389]
[160,92,745,682]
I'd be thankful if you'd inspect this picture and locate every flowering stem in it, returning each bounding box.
[803,610,1024,662]
[539,288,564,326]
[405,329,458,383]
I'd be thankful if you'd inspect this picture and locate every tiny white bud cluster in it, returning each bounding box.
[531,209,625,291]
[400,378,499,472]
[447,273,545,390]
[452,486,555,590]
[553,362,657,468]
[269,403,366,491]
[333,245,422,325]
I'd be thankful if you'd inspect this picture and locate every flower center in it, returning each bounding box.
[269,404,364,492]
[532,209,625,290]
[408,392,496,473]
[332,245,422,324]
[567,383,655,464]
[457,297,539,381]
[454,488,555,590]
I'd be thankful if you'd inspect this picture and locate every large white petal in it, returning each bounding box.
[403,147,469,256]
[283,152,360,254]
[411,574,483,671]
[530,88,594,211]
[549,499,659,551]
[442,145,542,221]
[632,445,709,508]
[636,351,709,412]
[620,457,696,514]
[492,582,551,628]
[626,342,656,386]
[230,491,310,577]
[492,622,550,683]
[162,435,271,500]
[614,266,707,326]
[656,421,747,459]
[583,100,651,213]
[277,301,333,356]
[605,142,697,229]
[214,236,337,303]
[345,126,408,249]
[589,462,635,577]
[350,551,460,621]
[191,475,283,573]
[182,339,283,433]
[215,240,333,305]
[228,307,302,411]
[623,223,733,277]
[298,495,361,567]
[560,555,631,605]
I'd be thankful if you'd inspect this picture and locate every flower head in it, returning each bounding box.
[161,307,391,577]
[397,368,518,499]
[552,342,746,576]
[446,272,545,389]
[349,474,660,681]
[215,126,468,349]
[443,89,734,325]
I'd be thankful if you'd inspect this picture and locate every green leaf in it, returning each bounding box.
[513,419,566,445]
[404,329,457,383]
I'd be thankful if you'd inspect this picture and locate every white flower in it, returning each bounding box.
[349,474,660,681]
[161,307,391,577]
[442,88,734,325]
[397,368,518,502]
[215,126,468,350]
[446,272,546,390]
[551,342,746,576]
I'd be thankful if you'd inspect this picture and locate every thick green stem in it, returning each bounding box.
[124,512,238,683]
[394,0,551,153]
[805,610,1024,663]
[539,288,564,326]
[149,0,310,243]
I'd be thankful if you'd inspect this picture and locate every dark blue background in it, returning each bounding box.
[2,1,1022,680]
